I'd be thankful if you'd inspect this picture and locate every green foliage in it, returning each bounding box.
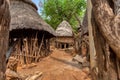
[41,0,86,31]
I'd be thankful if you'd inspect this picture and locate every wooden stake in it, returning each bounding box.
[37,34,44,62]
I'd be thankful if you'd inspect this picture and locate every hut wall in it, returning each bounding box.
[10,36,50,65]
[9,0,55,66]
[55,37,74,49]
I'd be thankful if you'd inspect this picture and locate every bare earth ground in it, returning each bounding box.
[17,48,91,80]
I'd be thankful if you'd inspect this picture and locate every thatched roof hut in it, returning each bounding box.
[56,20,73,37]
[8,0,55,64]
[9,0,55,39]
[55,20,74,49]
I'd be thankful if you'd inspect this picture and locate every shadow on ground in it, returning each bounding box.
[50,56,82,69]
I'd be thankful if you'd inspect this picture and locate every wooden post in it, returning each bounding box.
[37,35,44,61]
[87,0,97,79]
[60,43,62,49]
[48,39,50,52]
[56,42,58,48]
[87,0,96,69]
[68,44,70,48]
[44,39,46,56]
[57,43,59,48]
[64,44,66,49]
[0,0,10,79]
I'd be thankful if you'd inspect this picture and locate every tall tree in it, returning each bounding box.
[0,0,10,79]
[41,0,86,31]
[89,0,120,80]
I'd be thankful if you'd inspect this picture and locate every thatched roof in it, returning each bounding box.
[56,20,73,37]
[9,0,55,38]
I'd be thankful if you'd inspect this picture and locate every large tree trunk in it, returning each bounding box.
[90,0,120,80]
[0,0,10,80]
[91,0,120,59]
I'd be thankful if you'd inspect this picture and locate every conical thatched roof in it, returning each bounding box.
[56,20,73,37]
[9,0,55,38]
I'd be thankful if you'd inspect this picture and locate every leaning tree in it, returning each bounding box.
[0,0,10,79]
[88,0,120,80]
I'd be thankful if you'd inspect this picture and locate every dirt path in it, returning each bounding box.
[18,48,91,80]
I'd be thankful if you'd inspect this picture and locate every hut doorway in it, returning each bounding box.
[61,44,64,49]
[66,43,69,48]
[58,43,70,49]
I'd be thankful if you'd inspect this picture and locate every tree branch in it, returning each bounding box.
[74,13,81,26]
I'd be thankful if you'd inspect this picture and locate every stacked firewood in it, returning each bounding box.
[6,57,43,80]
[6,57,21,80]
[7,57,18,72]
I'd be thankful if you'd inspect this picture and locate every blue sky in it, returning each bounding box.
[32,0,43,14]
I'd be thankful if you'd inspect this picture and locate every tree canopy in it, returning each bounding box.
[40,0,86,32]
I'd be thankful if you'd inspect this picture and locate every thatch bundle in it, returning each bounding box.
[8,0,55,65]
[56,20,73,37]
